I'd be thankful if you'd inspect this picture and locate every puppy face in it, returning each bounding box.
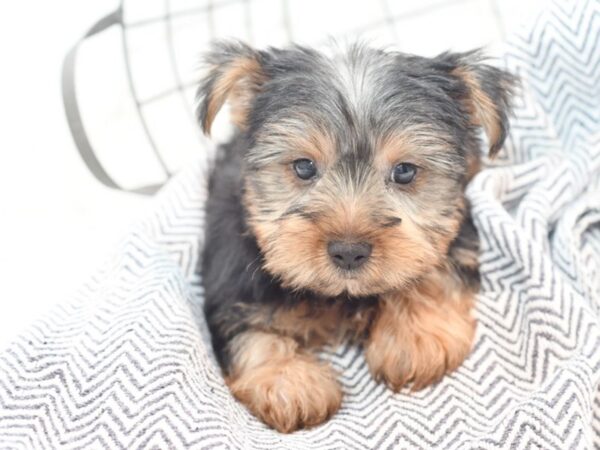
[199,43,514,297]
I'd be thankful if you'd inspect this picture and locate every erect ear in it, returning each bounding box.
[197,41,268,136]
[435,50,517,157]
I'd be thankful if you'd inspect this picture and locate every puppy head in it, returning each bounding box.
[198,42,515,297]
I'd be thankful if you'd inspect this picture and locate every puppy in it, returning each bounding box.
[198,42,515,433]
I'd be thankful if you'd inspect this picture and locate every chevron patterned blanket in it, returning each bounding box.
[2,1,600,448]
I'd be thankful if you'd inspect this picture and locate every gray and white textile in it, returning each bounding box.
[2,0,600,448]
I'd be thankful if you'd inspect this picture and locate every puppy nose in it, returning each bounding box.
[327,241,372,270]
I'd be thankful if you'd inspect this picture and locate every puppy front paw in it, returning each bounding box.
[228,354,341,432]
[365,289,475,391]
[226,331,341,433]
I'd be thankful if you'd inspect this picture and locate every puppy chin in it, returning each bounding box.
[303,272,386,298]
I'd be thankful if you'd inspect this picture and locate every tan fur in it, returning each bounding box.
[242,121,468,298]
[378,109,483,181]
[466,153,482,181]
[256,123,337,168]
[365,265,476,391]
[376,126,455,172]
[246,197,442,297]
[227,331,342,433]
[246,301,375,347]
[416,197,466,254]
[453,67,501,155]
[204,57,266,133]
[449,243,479,273]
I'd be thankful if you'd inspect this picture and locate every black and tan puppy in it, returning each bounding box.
[198,42,514,433]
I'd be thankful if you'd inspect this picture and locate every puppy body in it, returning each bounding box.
[199,43,514,433]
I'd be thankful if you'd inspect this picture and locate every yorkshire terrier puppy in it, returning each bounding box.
[198,41,515,433]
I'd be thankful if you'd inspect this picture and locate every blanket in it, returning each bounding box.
[2,0,600,448]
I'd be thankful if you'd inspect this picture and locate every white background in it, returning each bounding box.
[0,0,152,348]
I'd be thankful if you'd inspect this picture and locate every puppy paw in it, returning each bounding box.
[365,289,475,391]
[228,354,342,432]
[226,331,341,433]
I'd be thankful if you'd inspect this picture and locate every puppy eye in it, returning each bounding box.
[391,163,417,184]
[293,158,317,180]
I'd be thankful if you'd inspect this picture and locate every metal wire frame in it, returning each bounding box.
[63,0,506,195]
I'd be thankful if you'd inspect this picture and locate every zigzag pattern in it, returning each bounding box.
[2,0,600,448]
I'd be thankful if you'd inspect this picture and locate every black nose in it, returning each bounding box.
[327,241,372,270]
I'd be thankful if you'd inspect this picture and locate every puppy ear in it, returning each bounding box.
[197,41,268,135]
[435,50,517,157]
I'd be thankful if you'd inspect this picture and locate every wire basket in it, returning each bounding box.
[62,0,505,194]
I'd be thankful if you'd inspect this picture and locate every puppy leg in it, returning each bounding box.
[365,269,476,391]
[227,330,342,433]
